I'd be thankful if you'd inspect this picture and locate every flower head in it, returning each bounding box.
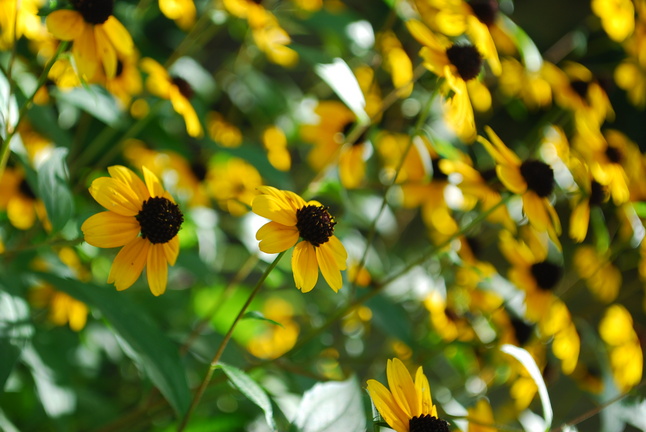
[252,186,347,292]
[81,166,183,296]
[366,358,449,432]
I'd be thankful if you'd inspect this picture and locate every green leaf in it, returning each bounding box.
[293,375,366,432]
[501,344,553,431]
[218,363,276,431]
[242,311,285,328]
[55,86,123,127]
[315,58,370,125]
[35,273,191,416]
[37,147,75,233]
[0,291,33,390]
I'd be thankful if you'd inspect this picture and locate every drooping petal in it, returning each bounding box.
[256,221,299,254]
[292,241,318,292]
[73,24,99,79]
[147,244,168,296]
[107,165,150,202]
[366,379,409,432]
[169,87,203,138]
[95,25,117,78]
[252,193,298,226]
[107,237,150,291]
[89,177,144,216]
[163,235,180,266]
[102,16,134,56]
[326,236,348,270]
[81,211,140,248]
[46,10,84,41]
[316,243,343,292]
[386,358,417,419]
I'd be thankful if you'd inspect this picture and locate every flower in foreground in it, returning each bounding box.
[81,166,183,296]
[366,358,449,432]
[251,186,347,292]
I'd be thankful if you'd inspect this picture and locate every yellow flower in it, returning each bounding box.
[46,0,134,80]
[246,297,299,359]
[206,111,242,148]
[251,186,347,292]
[30,283,89,331]
[262,126,291,172]
[467,399,495,432]
[366,358,449,432]
[206,157,263,216]
[499,58,553,110]
[0,0,45,49]
[406,19,484,142]
[159,0,196,30]
[101,54,143,107]
[378,31,414,98]
[591,0,635,42]
[599,305,643,392]
[141,57,203,138]
[0,166,50,231]
[573,245,621,303]
[478,126,561,245]
[81,166,183,296]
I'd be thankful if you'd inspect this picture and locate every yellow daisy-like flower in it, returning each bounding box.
[0,0,45,49]
[46,0,134,80]
[591,0,635,42]
[206,157,263,216]
[366,358,449,432]
[141,57,203,138]
[251,186,347,292]
[478,126,561,245]
[159,0,196,31]
[81,166,184,296]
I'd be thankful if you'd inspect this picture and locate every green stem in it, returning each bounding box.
[176,251,286,432]
[0,41,69,181]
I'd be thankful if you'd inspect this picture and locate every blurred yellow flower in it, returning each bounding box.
[206,112,242,148]
[0,0,45,49]
[159,0,196,30]
[30,284,88,331]
[591,0,635,42]
[366,358,449,432]
[81,166,183,296]
[206,157,262,215]
[262,126,291,172]
[0,167,50,231]
[46,0,134,80]
[574,245,621,303]
[246,297,299,359]
[252,186,347,292]
[141,57,203,138]
[599,305,643,392]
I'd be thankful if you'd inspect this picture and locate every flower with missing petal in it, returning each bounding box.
[251,186,347,292]
[81,166,184,296]
[366,358,449,432]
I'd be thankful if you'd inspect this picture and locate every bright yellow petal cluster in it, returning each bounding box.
[252,186,347,292]
[81,166,181,296]
[599,305,643,392]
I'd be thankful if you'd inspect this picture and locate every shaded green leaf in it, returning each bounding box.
[0,291,33,390]
[242,311,284,328]
[218,363,276,431]
[37,147,75,233]
[35,273,190,416]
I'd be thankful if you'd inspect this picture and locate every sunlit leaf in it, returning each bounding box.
[35,273,191,416]
[293,375,366,432]
[315,58,369,125]
[501,344,553,431]
[218,363,276,431]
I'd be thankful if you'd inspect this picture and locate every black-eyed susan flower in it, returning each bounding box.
[141,57,203,138]
[406,19,484,142]
[574,245,621,303]
[478,126,561,245]
[366,358,449,432]
[81,166,184,296]
[0,166,50,231]
[251,186,347,292]
[206,157,263,216]
[592,0,635,42]
[0,0,44,49]
[46,0,134,80]
[159,0,196,31]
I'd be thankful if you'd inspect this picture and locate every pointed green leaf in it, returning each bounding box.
[35,273,190,416]
[242,311,285,328]
[218,363,276,431]
[37,147,75,233]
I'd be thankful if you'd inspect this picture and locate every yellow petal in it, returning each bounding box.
[89,177,143,216]
[142,165,165,198]
[256,221,299,254]
[169,87,203,138]
[46,10,84,41]
[95,25,117,78]
[366,379,409,432]
[522,192,550,232]
[7,196,36,230]
[496,165,527,195]
[569,201,589,242]
[102,16,134,56]
[414,366,433,418]
[73,24,98,79]
[387,358,416,419]
[81,211,140,248]
[316,243,343,292]
[326,236,348,270]
[339,145,364,189]
[108,237,150,291]
[163,235,180,266]
[292,241,318,292]
[108,165,150,202]
[252,194,298,226]
[147,244,168,296]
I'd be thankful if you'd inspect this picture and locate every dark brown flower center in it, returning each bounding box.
[409,414,450,432]
[115,60,124,77]
[519,159,554,197]
[530,261,562,291]
[172,76,194,99]
[191,161,208,181]
[71,0,113,24]
[469,0,499,26]
[510,317,534,345]
[295,205,336,247]
[570,80,589,99]
[605,145,622,164]
[341,122,368,146]
[589,180,607,207]
[432,159,448,181]
[446,44,483,81]
[136,197,184,244]
[19,179,37,199]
